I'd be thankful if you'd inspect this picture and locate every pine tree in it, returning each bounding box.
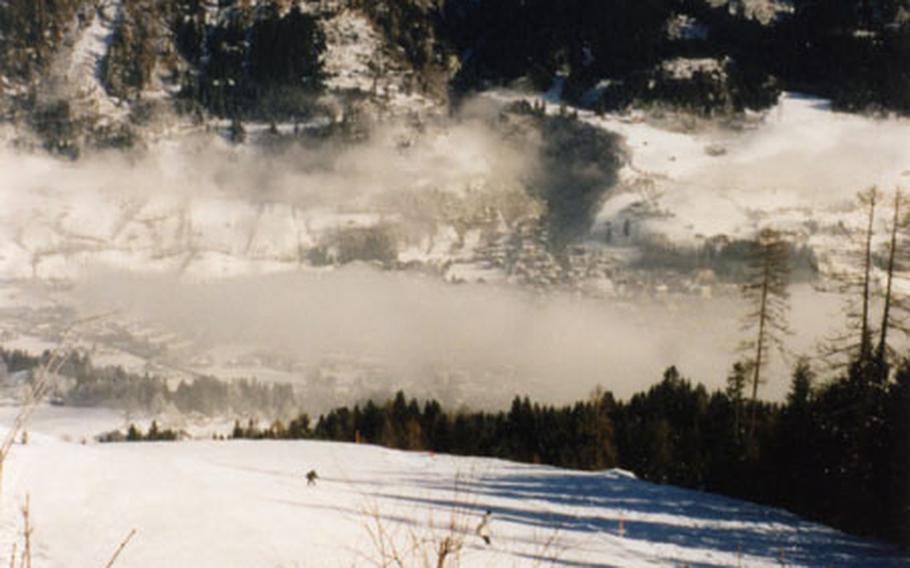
[787,359,814,410]
[772,359,817,511]
[148,420,159,440]
[126,424,141,441]
[885,363,910,545]
[104,0,162,99]
[739,228,790,441]
[725,361,750,439]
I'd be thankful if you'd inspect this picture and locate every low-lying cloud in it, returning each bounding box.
[72,267,845,407]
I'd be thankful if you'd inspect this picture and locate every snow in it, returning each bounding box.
[666,14,709,41]
[0,411,906,567]
[321,8,382,94]
[319,6,438,116]
[576,92,910,248]
[659,58,726,80]
[64,0,129,125]
[480,89,910,250]
[0,85,908,565]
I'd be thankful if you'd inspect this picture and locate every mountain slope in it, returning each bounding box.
[0,413,907,567]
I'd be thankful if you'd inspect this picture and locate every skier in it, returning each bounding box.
[476,510,492,545]
[306,469,318,486]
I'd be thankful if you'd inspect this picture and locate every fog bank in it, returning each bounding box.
[72,267,843,406]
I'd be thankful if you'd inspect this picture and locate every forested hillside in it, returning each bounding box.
[238,356,910,548]
[5,332,908,546]
[1,0,908,153]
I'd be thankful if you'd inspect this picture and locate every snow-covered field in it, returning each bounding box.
[0,409,906,568]
[595,93,910,247]
[485,89,910,252]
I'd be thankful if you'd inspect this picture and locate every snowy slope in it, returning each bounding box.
[592,93,910,246]
[63,0,128,125]
[4,92,907,284]
[322,8,385,93]
[0,412,906,568]
[485,89,910,252]
[320,6,439,116]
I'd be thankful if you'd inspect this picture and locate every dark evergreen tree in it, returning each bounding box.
[725,361,749,439]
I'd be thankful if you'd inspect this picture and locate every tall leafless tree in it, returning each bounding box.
[875,188,910,382]
[859,186,879,362]
[819,187,882,370]
[740,228,791,441]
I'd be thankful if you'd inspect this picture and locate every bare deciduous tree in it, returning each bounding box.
[875,188,910,381]
[739,228,790,441]
[858,187,879,361]
[819,187,883,371]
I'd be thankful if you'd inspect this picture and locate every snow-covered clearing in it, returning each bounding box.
[590,93,910,245]
[485,88,910,255]
[0,411,906,567]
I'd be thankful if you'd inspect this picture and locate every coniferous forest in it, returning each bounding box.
[234,355,910,548]
[5,336,908,546]
[0,347,302,419]
[1,0,908,122]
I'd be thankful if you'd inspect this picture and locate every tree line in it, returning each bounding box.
[437,0,909,114]
[98,420,182,442]
[0,348,302,419]
[172,0,326,119]
[4,0,907,122]
[232,358,908,548]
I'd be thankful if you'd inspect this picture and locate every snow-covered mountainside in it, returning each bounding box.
[1,0,448,154]
[3,93,906,285]
[0,411,906,568]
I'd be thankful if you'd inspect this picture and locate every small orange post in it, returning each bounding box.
[618,512,625,537]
